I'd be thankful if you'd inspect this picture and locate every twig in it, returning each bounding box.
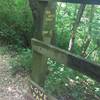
[85,46,99,59]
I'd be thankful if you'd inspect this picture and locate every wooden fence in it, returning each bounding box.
[28,0,100,100]
[32,38,100,82]
[28,38,100,100]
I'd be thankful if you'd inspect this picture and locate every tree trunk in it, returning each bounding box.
[81,5,95,57]
[28,0,45,40]
[68,4,86,52]
[29,0,57,86]
[42,0,57,44]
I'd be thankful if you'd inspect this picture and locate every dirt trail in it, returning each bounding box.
[0,54,29,100]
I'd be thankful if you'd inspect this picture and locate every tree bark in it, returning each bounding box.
[68,4,86,52]
[28,0,45,40]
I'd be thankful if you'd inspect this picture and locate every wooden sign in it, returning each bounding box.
[31,86,48,100]
[29,80,57,100]
[30,80,48,100]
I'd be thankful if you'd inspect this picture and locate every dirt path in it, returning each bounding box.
[0,54,29,100]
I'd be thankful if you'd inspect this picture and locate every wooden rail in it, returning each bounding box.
[40,0,100,5]
[58,0,100,5]
[32,38,100,82]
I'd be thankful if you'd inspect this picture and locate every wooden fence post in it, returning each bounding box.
[31,0,57,87]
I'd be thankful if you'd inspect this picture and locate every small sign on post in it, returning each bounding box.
[30,80,48,100]
[29,80,57,100]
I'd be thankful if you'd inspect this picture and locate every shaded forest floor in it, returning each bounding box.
[0,50,29,100]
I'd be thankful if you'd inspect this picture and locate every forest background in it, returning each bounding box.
[0,0,100,100]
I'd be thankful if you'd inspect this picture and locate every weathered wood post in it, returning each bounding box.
[31,0,57,87]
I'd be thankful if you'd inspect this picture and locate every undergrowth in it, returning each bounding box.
[44,58,100,100]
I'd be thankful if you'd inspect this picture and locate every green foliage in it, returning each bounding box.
[0,0,33,47]
[56,3,76,49]
[56,3,100,63]
[0,47,8,55]
[44,59,100,100]
[44,3,100,99]
[10,49,32,75]
[0,23,22,46]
